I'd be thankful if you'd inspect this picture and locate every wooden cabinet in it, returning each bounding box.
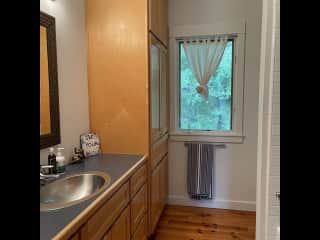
[160,155,168,209]
[101,206,131,240]
[150,34,169,143]
[150,160,161,233]
[150,155,168,233]
[69,233,80,240]
[86,0,168,236]
[87,182,130,240]
[102,231,111,240]
[131,184,147,235]
[151,134,168,170]
[62,163,148,240]
[132,214,147,240]
[149,0,168,46]
[130,163,147,197]
[109,206,131,240]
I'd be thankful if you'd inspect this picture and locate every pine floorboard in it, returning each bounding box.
[153,205,256,240]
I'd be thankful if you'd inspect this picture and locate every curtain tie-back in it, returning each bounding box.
[196,84,208,97]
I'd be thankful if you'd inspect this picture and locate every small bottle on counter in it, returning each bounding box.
[56,147,66,174]
[48,147,56,174]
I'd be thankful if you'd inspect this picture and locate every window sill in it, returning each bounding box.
[169,132,245,143]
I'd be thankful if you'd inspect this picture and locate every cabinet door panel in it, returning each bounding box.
[102,231,111,240]
[132,214,147,240]
[151,163,161,233]
[149,0,168,46]
[87,182,129,240]
[131,184,147,235]
[160,156,168,209]
[111,207,130,240]
[130,163,147,197]
[69,233,80,240]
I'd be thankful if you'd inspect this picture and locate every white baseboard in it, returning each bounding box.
[168,195,256,211]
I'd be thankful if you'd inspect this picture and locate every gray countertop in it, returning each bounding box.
[40,153,145,240]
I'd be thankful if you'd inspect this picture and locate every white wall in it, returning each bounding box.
[168,0,262,211]
[40,0,89,164]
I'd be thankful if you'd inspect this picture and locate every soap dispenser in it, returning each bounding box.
[48,147,57,174]
[56,147,66,174]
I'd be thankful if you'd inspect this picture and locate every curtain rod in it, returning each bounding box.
[176,34,238,42]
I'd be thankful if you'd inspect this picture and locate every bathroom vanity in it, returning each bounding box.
[40,154,147,240]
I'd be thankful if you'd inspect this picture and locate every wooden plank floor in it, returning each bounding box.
[153,205,256,240]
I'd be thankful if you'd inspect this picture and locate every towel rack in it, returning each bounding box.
[184,142,226,148]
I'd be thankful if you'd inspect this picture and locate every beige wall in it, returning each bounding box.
[40,0,89,164]
[168,0,262,211]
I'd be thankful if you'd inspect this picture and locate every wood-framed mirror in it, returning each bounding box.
[40,11,61,149]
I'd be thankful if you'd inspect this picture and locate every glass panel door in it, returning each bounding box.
[160,47,168,135]
[151,44,160,140]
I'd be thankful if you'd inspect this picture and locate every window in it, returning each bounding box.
[170,32,245,143]
[179,40,233,131]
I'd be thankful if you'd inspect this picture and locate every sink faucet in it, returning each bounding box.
[40,165,62,185]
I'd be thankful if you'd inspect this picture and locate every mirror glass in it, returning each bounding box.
[40,25,51,135]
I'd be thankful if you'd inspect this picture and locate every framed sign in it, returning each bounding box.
[80,133,101,157]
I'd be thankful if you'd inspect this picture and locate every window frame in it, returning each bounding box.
[169,30,245,143]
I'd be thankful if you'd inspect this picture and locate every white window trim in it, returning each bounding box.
[169,21,246,143]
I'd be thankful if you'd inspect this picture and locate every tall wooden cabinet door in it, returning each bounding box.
[159,47,168,136]
[149,0,168,46]
[111,207,130,240]
[150,163,161,233]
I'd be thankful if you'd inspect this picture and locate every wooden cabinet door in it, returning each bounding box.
[132,214,147,240]
[110,206,130,240]
[160,155,168,209]
[150,155,168,233]
[102,231,111,240]
[150,34,168,144]
[69,233,80,240]
[151,162,161,233]
[131,184,147,235]
[149,0,168,46]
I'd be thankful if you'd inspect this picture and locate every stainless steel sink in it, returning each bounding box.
[40,171,111,211]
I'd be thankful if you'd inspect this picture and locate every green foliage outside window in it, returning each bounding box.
[180,41,233,130]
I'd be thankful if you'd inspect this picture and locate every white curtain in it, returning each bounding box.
[182,36,228,99]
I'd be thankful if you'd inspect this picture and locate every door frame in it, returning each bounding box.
[255,0,277,239]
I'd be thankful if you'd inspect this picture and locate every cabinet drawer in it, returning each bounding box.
[87,182,130,240]
[132,214,147,240]
[130,163,147,197]
[151,135,168,170]
[131,184,147,235]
